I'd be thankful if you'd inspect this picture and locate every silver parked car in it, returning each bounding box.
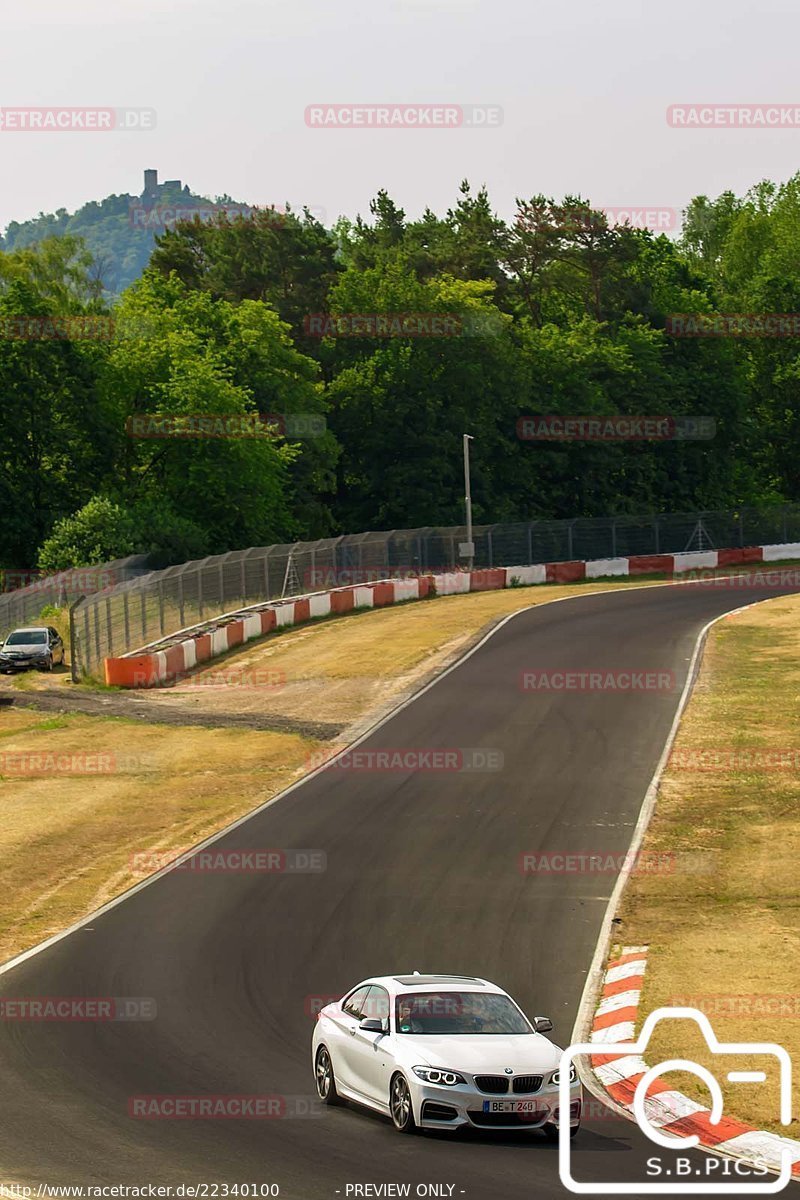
[0,627,66,673]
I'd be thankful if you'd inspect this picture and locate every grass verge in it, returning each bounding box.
[615,593,800,1137]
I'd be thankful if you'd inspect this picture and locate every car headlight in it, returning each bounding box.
[549,1064,578,1085]
[412,1066,465,1086]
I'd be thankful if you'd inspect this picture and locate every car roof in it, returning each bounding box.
[9,627,47,635]
[352,974,504,994]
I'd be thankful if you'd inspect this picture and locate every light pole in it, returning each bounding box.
[462,433,474,572]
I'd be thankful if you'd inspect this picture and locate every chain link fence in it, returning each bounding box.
[65,505,800,680]
[0,555,152,642]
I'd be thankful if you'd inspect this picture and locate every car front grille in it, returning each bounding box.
[512,1074,543,1093]
[473,1075,509,1094]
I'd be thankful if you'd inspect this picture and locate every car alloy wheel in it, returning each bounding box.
[314,1046,340,1105]
[390,1074,415,1133]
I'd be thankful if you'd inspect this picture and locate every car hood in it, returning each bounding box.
[405,1033,562,1075]
[1,643,46,654]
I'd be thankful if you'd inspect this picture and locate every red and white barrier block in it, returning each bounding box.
[104,542,800,688]
[589,947,800,1178]
[103,576,435,687]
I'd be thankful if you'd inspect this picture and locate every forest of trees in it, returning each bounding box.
[2,175,799,572]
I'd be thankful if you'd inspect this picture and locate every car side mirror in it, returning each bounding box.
[359,1018,386,1034]
[533,1016,553,1033]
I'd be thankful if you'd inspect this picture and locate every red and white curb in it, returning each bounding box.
[103,542,800,687]
[589,946,800,1177]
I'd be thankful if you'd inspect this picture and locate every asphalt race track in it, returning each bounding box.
[1,581,796,1198]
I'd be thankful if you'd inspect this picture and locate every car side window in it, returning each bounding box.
[342,986,371,1018]
[362,985,390,1023]
[49,628,60,641]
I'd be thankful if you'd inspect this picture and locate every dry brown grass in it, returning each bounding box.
[0,709,317,962]
[615,595,800,1135]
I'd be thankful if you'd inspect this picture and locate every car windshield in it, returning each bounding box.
[395,991,532,1035]
[6,630,46,645]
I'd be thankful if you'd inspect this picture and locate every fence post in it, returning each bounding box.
[262,553,270,601]
[567,521,574,560]
[158,579,165,636]
[177,574,185,628]
[487,530,493,568]
[69,596,85,684]
[198,568,204,619]
[782,507,788,543]
[240,557,247,607]
[527,524,533,564]
[83,607,91,676]
[123,591,130,648]
[105,596,113,655]
[611,519,617,558]
[653,518,660,554]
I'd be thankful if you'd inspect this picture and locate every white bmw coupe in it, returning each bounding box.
[311,973,582,1136]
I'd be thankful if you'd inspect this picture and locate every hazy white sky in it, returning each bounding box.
[2,0,799,231]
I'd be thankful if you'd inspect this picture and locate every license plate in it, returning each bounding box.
[482,1099,538,1113]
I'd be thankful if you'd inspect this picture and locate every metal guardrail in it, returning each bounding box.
[65,505,800,679]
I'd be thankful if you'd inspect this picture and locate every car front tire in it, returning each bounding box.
[39,655,53,672]
[389,1073,416,1134]
[314,1045,341,1106]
